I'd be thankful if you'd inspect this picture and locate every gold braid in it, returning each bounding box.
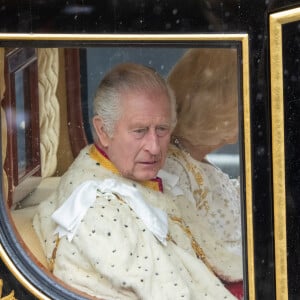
[49,236,60,273]
[168,143,210,212]
[168,215,214,273]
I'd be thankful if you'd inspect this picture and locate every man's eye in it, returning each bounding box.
[156,126,170,137]
[132,128,147,138]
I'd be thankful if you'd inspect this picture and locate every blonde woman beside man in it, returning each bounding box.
[163,48,243,299]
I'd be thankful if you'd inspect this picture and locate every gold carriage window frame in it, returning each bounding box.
[0,33,252,300]
[270,6,300,300]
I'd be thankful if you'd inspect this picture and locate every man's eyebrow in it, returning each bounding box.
[129,123,148,128]
[129,120,171,127]
[157,123,171,127]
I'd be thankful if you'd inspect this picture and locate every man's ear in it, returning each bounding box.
[93,116,110,147]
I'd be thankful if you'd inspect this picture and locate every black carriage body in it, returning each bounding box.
[0,1,299,300]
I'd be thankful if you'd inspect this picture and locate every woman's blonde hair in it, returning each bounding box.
[167,48,238,146]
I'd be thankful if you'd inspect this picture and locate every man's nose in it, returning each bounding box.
[144,130,160,155]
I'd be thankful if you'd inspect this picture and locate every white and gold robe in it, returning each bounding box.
[163,144,243,283]
[33,144,238,300]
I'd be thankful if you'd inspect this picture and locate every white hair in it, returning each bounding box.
[93,62,177,138]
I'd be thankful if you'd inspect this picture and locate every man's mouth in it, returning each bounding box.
[139,158,160,165]
[141,161,158,165]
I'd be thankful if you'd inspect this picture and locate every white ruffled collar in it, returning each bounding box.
[52,178,173,245]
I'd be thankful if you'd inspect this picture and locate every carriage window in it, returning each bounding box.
[2,48,41,206]
[0,38,251,300]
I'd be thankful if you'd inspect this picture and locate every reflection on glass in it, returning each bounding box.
[15,69,27,174]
